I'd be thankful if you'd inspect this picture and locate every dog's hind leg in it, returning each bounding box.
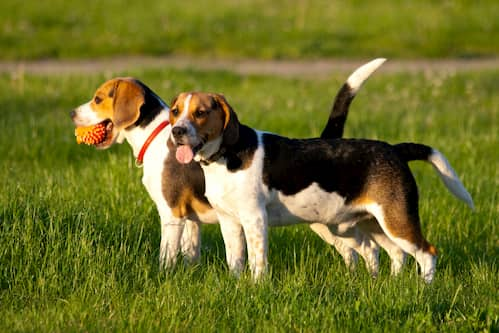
[356,219,406,276]
[309,223,358,270]
[327,222,380,277]
[363,203,437,283]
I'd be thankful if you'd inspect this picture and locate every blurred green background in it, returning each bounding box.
[2,0,498,61]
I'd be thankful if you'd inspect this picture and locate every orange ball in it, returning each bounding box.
[75,123,107,145]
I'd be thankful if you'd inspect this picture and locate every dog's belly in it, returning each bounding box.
[266,182,350,226]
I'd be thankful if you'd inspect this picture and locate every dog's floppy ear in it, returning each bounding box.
[213,93,239,146]
[112,79,145,129]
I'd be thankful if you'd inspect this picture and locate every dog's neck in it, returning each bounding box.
[196,137,224,165]
[200,124,259,171]
[123,108,171,164]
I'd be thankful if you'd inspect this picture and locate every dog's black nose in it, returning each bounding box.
[70,110,76,119]
[172,126,187,138]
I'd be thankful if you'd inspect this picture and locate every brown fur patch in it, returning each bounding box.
[212,94,232,129]
[426,244,438,256]
[357,170,437,255]
[90,80,116,120]
[162,140,213,219]
[170,187,212,218]
[92,77,145,130]
[365,175,425,247]
[352,195,374,206]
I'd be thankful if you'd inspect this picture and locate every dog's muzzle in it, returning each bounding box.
[171,126,188,143]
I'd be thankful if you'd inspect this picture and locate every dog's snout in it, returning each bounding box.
[70,110,77,119]
[172,126,187,138]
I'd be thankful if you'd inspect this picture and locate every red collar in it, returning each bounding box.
[136,120,169,167]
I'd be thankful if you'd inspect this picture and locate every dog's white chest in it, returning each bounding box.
[203,145,266,218]
[203,162,244,215]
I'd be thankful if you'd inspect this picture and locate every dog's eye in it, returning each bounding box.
[94,96,102,104]
[194,110,206,118]
[171,108,179,117]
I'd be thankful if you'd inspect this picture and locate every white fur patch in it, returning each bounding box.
[415,248,437,283]
[429,148,475,209]
[266,182,347,225]
[73,102,106,126]
[347,58,386,94]
[195,136,223,162]
[182,94,192,119]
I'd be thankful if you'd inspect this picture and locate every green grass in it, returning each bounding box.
[0,67,497,332]
[2,0,499,60]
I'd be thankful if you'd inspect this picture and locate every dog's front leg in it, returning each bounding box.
[241,211,268,280]
[181,219,201,265]
[159,220,185,270]
[217,212,246,276]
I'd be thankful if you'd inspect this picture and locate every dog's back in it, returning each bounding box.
[262,136,407,198]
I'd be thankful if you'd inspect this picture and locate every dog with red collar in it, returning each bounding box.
[71,59,415,275]
[168,89,474,283]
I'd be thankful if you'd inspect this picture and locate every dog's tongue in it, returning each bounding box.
[176,145,194,164]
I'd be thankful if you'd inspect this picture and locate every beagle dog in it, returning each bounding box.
[168,91,474,283]
[71,59,404,275]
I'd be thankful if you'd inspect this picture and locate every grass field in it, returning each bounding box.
[2,0,499,60]
[0,66,497,331]
[1,1,497,331]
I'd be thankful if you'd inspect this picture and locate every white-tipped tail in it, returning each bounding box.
[347,58,387,94]
[428,149,475,210]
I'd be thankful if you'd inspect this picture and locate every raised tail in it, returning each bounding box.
[394,143,475,210]
[321,58,386,139]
